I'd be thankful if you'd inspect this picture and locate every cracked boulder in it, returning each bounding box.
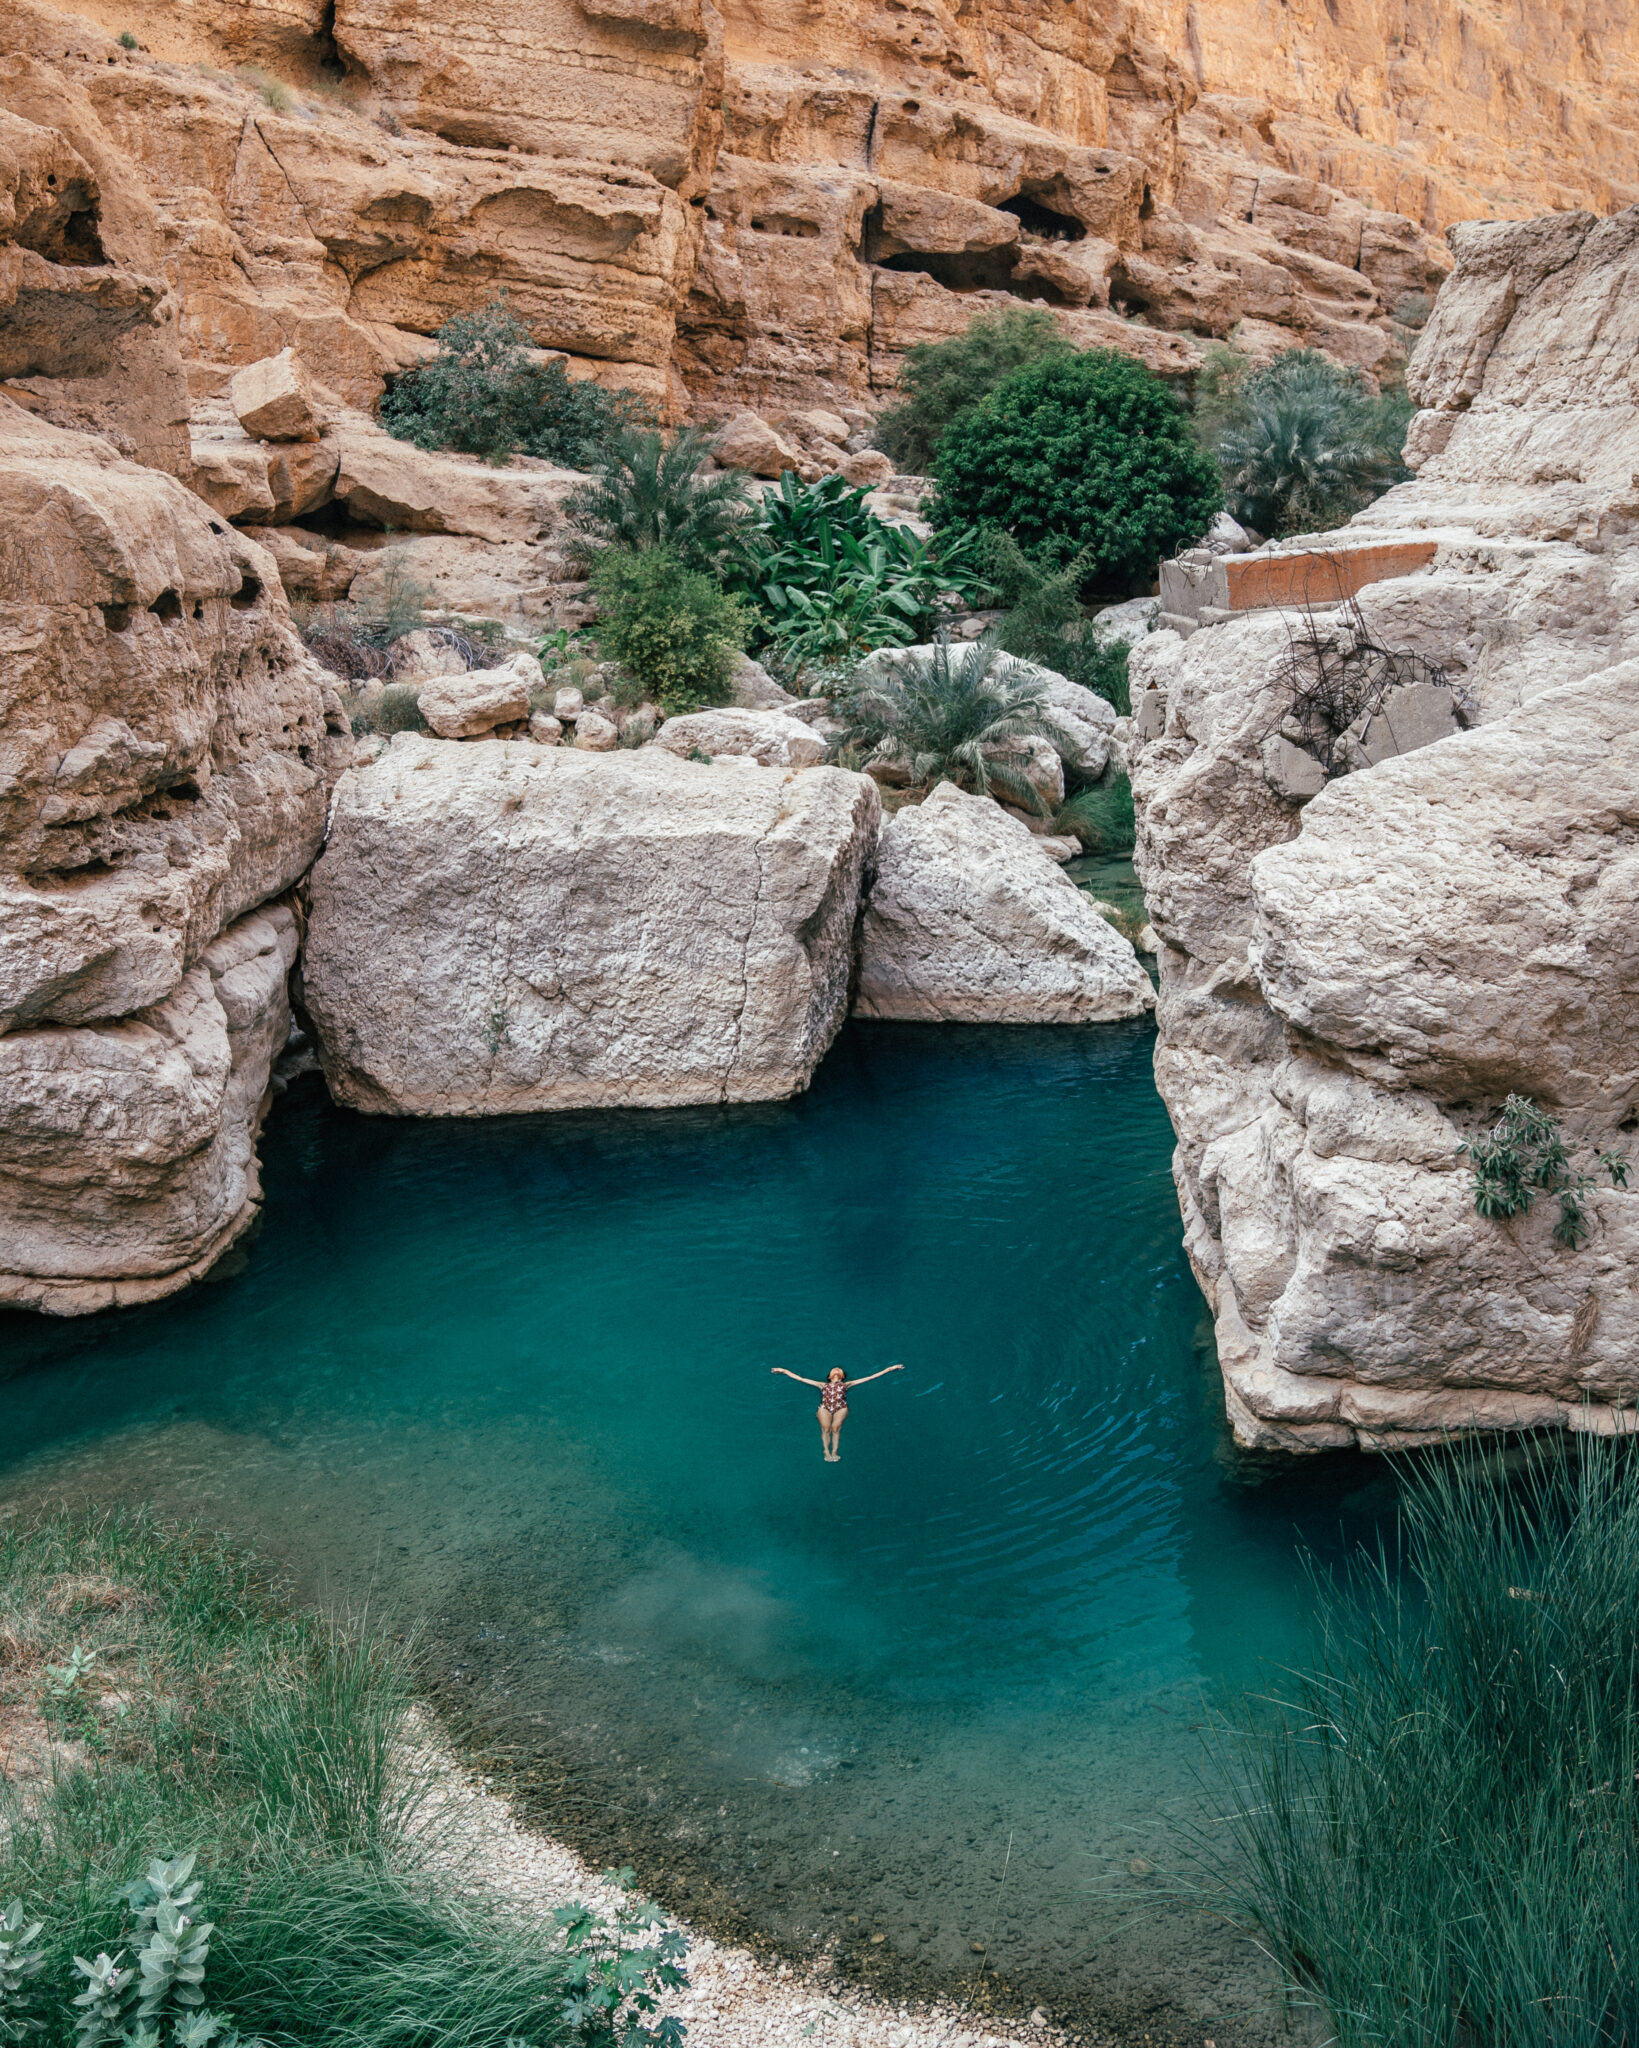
[303,738,881,1113]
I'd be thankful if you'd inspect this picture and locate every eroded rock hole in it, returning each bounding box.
[230,574,262,611]
[749,214,820,239]
[877,247,1021,292]
[100,601,134,632]
[148,588,182,621]
[1000,193,1085,242]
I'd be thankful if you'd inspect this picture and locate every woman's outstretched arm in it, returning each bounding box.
[844,1364,906,1388]
[771,1367,826,1388]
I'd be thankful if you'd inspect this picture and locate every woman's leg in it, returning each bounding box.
[817,1405,833,1459]
[829,1406,847,1459]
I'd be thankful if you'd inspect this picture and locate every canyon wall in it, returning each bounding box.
[1129,205,1639,1449]
[4,0,1637,427]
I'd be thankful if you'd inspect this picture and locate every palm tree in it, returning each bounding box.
[1216,350,1406,537]
[835,637,1075,813]
[566,426,753,570]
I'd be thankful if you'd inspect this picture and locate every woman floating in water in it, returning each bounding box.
[772,1363,904,1462]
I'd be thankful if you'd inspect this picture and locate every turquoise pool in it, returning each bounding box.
[0,1022,1395,2039]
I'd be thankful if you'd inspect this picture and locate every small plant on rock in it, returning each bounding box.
[833,637,1073,811]
[586,548,750,717]
[981,531,1131,713]
[116,30,138,49]
[1462,1094,1628,1248]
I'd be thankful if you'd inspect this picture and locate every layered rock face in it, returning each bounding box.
[1131,206,1639,1449]
[0,397,351,1311]
[4,0,1636,429]
[303,740,880,1114]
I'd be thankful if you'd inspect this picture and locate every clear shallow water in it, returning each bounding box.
[0,1023,1395,2039]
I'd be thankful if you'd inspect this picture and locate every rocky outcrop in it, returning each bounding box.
[0,396,351,1311]
[1131,205,1639,1449]
[303,739,880,1114]
[856,783,1154,1023]
[653,707,827,769]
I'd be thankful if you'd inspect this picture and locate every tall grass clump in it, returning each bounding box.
[1194,1433,1639,2048]
[0,1512,679,2048]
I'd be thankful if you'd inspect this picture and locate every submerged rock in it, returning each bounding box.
[855,783,1154,1024]
[304,740,880,1113]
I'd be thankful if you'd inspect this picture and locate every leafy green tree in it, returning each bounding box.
[875,307,1073,473]
[932,352,1222,589]
[1208,347,1412,537]
[567,427,754,571]
[834,638,1073,811]
[587,548,751,716]
[380,299,644,466]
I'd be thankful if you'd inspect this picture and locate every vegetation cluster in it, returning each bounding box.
[0,1513,686,2048]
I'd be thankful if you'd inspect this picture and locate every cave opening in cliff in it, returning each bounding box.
[998,193,1085,242]
[876,247,1022,293]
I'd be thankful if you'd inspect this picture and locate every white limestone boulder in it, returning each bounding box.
[303,740,881,1114]
[417,654,538,738]
[855,783,1155,1023]
[653,707,826,770]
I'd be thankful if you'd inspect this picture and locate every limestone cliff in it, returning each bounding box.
[4,0,1637,426]
[1129,205,1639,1449]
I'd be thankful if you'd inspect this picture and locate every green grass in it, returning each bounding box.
[0,1512,577,2048]
[1186,1434,1639,2048]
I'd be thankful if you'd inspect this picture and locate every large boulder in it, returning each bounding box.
[855,783,1155,1023]
[303,741,881,1113]
[652,707,826,769]
[330,416,583,544]
[0,399,349,1312]
[230,348,324,443]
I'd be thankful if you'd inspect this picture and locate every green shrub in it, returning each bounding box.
[1054,771,1134,855]
[566,428,752,572]
[932,351,1222,590]
[1208,347,1412,537]
[587,549,750,717]
[833,638,1073,811]
[381,302,645,468]
[1460,1093,1627,1249]
[1192,1434,1639,2048]
[980,533,1131,714]
[876,308,1073,474]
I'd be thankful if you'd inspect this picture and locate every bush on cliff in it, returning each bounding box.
[931,352,1222,591]
[1193,1434,1639,2047]
[587,547,751,717]
[381,300,646,467]
[567,427,753,572]
[875,308,1073,474]
[1204,346,1412,537]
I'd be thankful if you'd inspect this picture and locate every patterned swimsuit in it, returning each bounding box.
[822,1378,848,1413]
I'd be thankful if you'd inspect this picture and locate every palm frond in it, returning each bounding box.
[567,426,754,569]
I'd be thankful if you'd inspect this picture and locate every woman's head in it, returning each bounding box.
[828,1368,845,1383]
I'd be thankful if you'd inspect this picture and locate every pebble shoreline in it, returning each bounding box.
[426,1737,1077,2048]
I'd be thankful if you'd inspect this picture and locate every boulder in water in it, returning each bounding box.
[855,783,1155,1023]
[304,739,881,1113]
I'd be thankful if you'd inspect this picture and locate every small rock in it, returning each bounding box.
[870,1932,886,1944]
[729,650,797,710]
[653,707,826,770]
[418,654,538,739]
[572,709,619,751]
[353,734,388,766]
[714,411,801,479]
[230,347,323,442]
[791,407,850,445]
[1030,2010,1048,2029]
[841,447,894,486]
[1127,1856,1154,1878]
[1136,923,1159,954]
[528,712,563,744]
[553,685,585,719]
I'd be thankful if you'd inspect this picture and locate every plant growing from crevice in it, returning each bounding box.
[1053,771,1134,855]
[1462,1094,1628,1248]
[1270,598,1456,779]
[566,428,752,572]
[381,300,647,467]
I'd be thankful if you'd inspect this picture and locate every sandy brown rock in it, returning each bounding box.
[417,655,537,738]
[231,348,323,442]
[304,740,881,1114]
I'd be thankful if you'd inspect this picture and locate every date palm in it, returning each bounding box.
[566,426,753,570]
[836,636,1074,812]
